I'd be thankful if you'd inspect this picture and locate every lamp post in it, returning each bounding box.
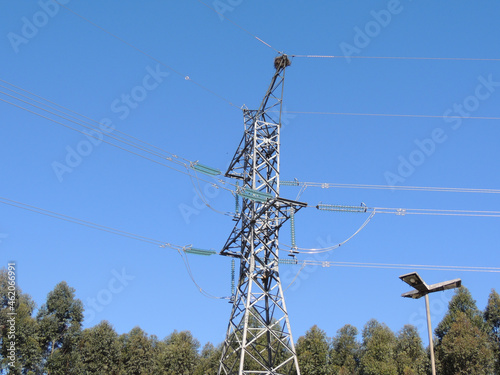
[399,272,461,375]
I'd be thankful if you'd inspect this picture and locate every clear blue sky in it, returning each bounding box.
[1,1,499,348]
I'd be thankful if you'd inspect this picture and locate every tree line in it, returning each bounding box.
[0,268,499,374]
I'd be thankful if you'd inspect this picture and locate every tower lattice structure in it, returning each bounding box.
[218,55,305,375]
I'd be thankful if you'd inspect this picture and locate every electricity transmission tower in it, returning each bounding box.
[218,55,306,375]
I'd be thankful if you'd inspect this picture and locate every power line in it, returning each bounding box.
[189,171,235,217]
[281,180,500,195]
[0,86,238,195]
[283,263,306,291]
[312,203,500,218]
[5,81,500,225]
[5,83,498,223]
[4,85,498,225]
[291,55,500,62]
[50,2,500,117]
[195,2,498,63]
[53,0,239,109]
[0,80,242,218]
[0,196,168,247]
[3,195,498,291]
[0,196,229,299]
[372,206,500,218]
[282,210,376,253]
[274,110,500,121]
[0,80,227,174]
[287,205,500,253]
[0,85,188,169]
[195,0,281,54]
[0,79,193,164]
[177,250,230,300]
[283,259,500,273]
[0,95,195,180]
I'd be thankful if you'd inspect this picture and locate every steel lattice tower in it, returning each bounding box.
[218,55,306,375]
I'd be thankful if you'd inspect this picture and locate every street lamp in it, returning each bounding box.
[399,272,461,375]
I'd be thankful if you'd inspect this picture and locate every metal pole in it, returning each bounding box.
[425,294,436,375]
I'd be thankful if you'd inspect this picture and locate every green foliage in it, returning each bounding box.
[295,325,331,375]
[36,281,84,375]
[193,342,221,375]
[359,319,397,375]
[157,330,200,375]
[436,312,494,375]
[79,321,121,374]
[118,327,158,375]
[484,289,500,374]
[0,269,42,374]
[330,324,360,375]
[3,271,500,375]
[394,325,427,375]
[435,286,485,341]
[37,281,84,353]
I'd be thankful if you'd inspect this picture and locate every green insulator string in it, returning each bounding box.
[183,246,217,256]
[280,179,300,186]
[231,259,235,301]
[235,181,240,214]
[316,203,368,213]
[190,161,221,176]
[237,187,273,203]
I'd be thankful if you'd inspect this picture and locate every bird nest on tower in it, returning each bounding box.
[274,55,291,70]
